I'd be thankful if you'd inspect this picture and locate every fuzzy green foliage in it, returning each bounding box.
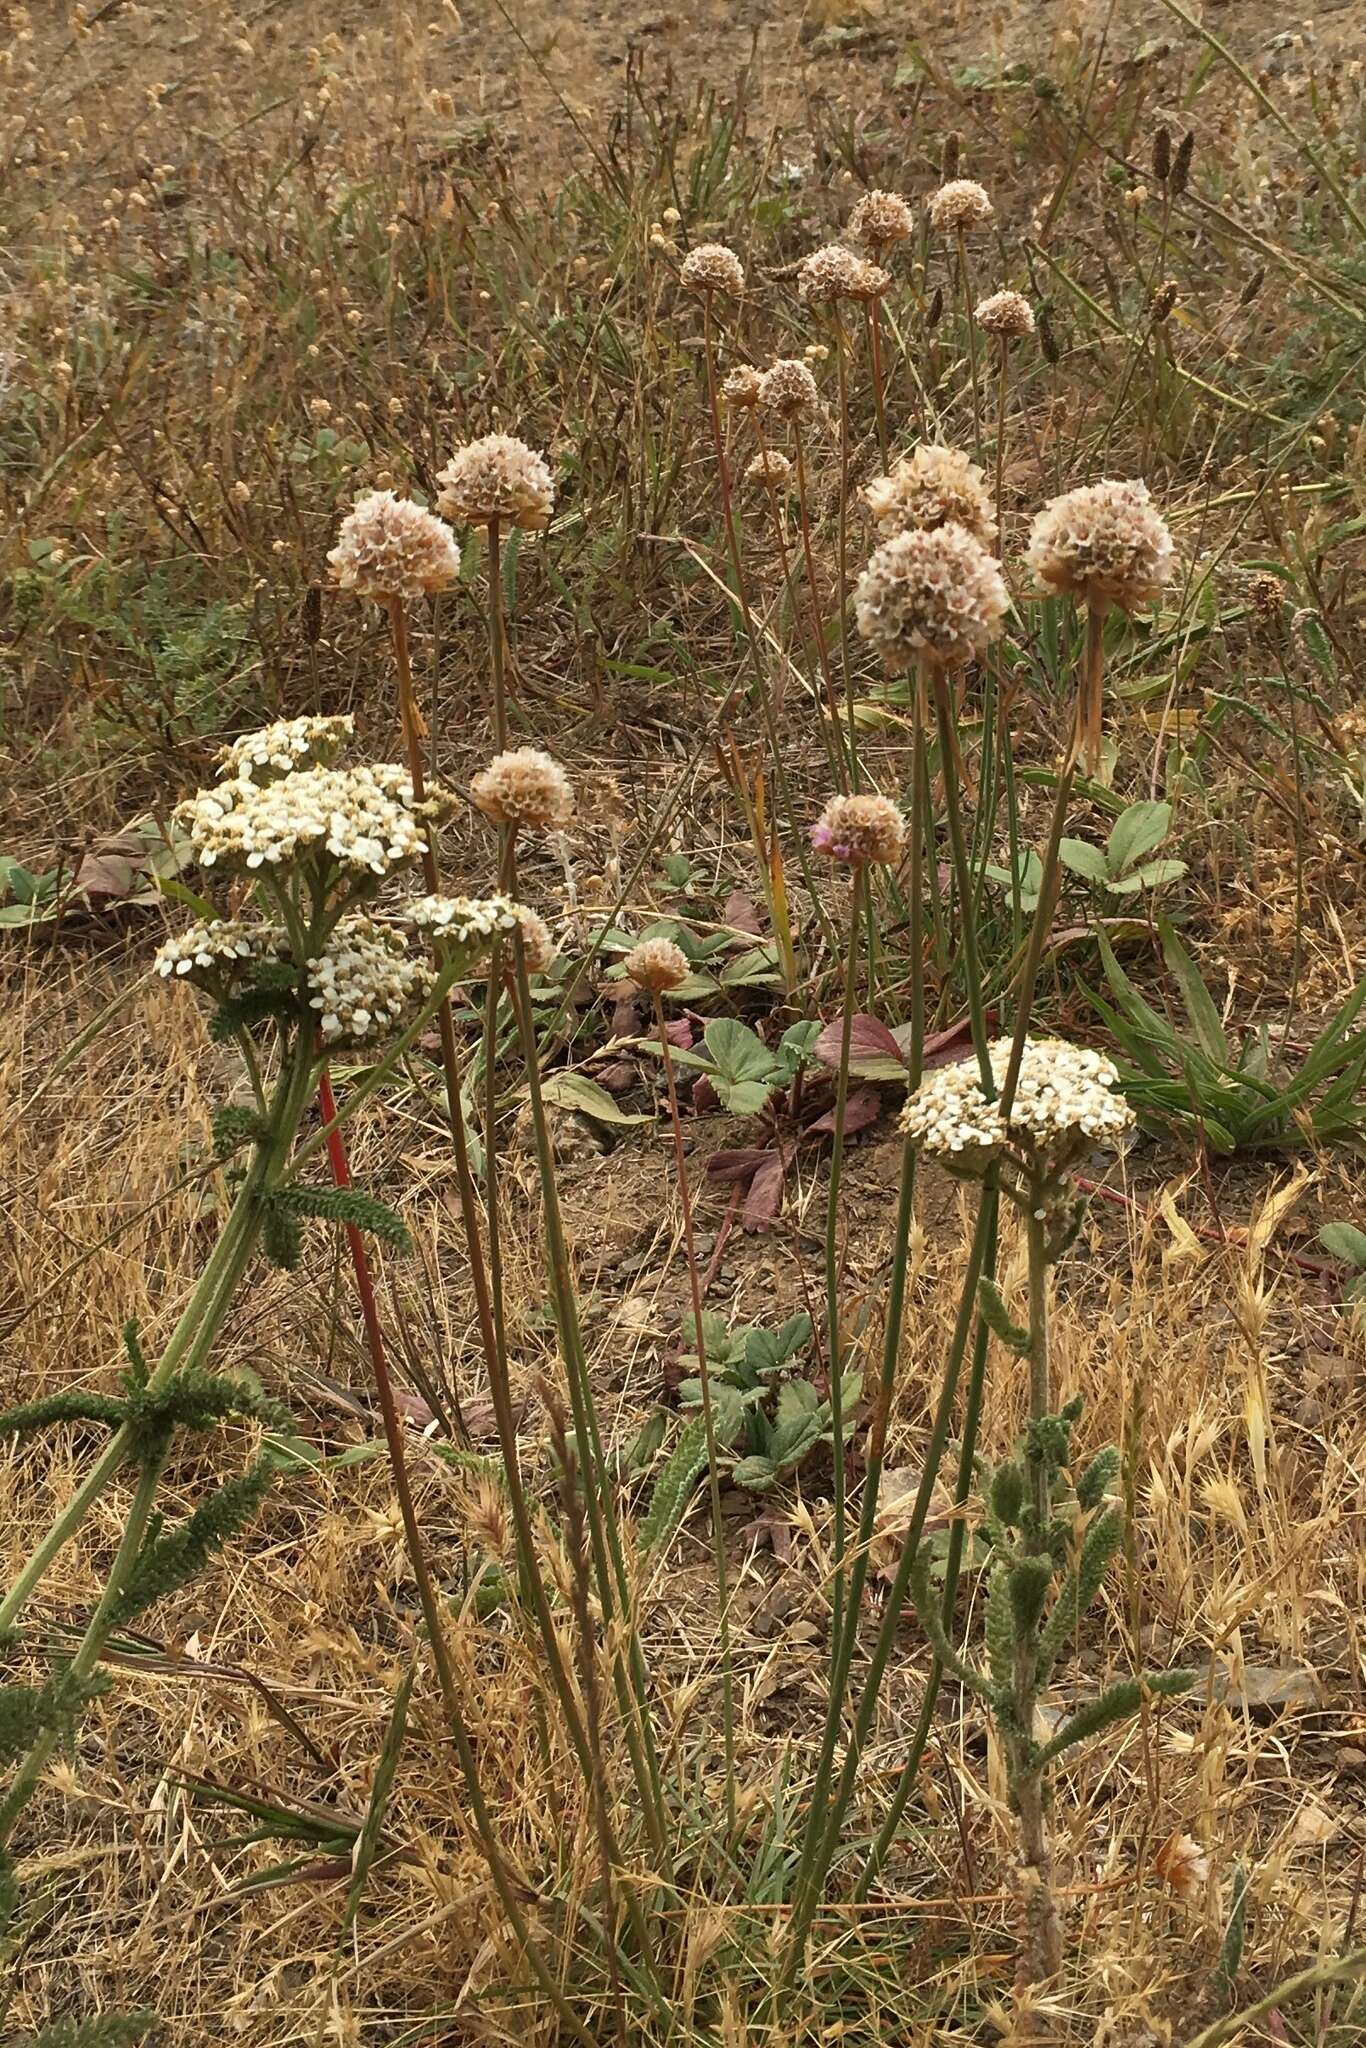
[1008,1555,1053,1640]
[110,1455,277,1626]
[1033,1670,1194,1769]
[0,1669,110,1768]
[0,1390,131,1437]
[211,1104,272,1159]
[1037,1505,1125,1680]
[908,1553,994,1702]
[1075,1444,1121,1511]
[261,1196,303,1270]
[266,1184,412,1254]
[16,2013,156,2048]
[639,1390,746,1554]
[207,964,303,1044]
[0,1845,17,1939]
[977,1277,1029,1356]
[989,1458,1025,1529]
[1213,1864,1250,2001]
[984,1564,1017,1693]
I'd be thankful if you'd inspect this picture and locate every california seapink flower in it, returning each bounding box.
[470,748,574,833]
[328,491,461,600]
[1025,479,1174,613]
[854,521,1007,671]
[850,188,914,257]
[623,935,690,993]
[974,289,1035,340]
[745,448,793,489]
[810,792,906,866]
[721,366,763,409]
[863,443,997,548]
[512,906,557,975]
[680,242,745,296]
[928,178,994,234]
[798,242,868,305]
[758,357,819,424]
[435,434,555,532]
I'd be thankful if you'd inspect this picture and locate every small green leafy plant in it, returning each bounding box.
[1058,799,1187,896]
[639,1311,861,1551]
[1092,919,1366,1153]
[655,1016,820,1116]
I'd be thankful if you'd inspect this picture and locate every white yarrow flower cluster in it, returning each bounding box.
[176,764,448,878]
[218,715,355,784]
[154,919,287,984]
[307,917,435,1045]
[900,1037,1133,1167]
[403,892,525,943]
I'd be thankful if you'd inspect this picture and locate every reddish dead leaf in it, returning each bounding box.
[804,1085,882,1138]
[393,1388,435,1427]
[592,1059,638,1094]
[743,1153,786,1231]
[664,1016,694,1048]
[813,1012,902,1070]
[723,888,764,936]
[74,840,145,900]
[705,1147,776,1185]
[692,1075,719,1113]
[611,988,644,1038]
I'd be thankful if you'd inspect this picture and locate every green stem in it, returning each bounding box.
[931,669,994,1090]
[823,862,864,1673]
[488,517,508,749]
[655,994,736,1839]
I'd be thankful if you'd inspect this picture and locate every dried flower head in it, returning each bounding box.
[798,242,868,304]
[899,1037,1134,1168]
[218,714,355,784]
[307,916,434,1045]
[176,764,450,879]
[758,357,819,423]
[928,178,994,234]
[855,522,1007,672]
[679,242,744,296]
[623,935,690,994]
[470,748,574,834]
[847,259,891,302]
[745,448,793,489]
[850,188,914,255]
[864,443,997,548]
[721,366,763,409]
[1152,1832,1211,1902]
[1247,571,1284,625]
[1025,478,1174,613]
[435,434,555,531]
[155,918,288,988]
[327,491,461,601]
[974,288,1035,340]
[810,792,906,866]
[513,906,557,975]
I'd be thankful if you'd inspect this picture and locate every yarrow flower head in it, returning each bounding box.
[154,918,288,989]
[328,491,461,602]
[850,188,914,256]
[928,178,994,234]
[217,715,355,785]
[854,522,1008,672]
[899,1037,1134,1174]
[307,916,434,1045]
[721,366,763,409]
[470,748,574,834]
[745,449,793,488]
[175,763,451,879]
[974,289,1035,340]
[436,434,555,531]
[680,242,744,296]
[810,792,906,867]
[798,243,869,304]
[864,443,997,549]
[402,892,525,944]
[623,935,690,994]
[1025,478,1174,613]
[758,357,819,423]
